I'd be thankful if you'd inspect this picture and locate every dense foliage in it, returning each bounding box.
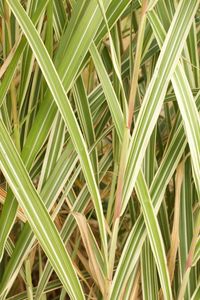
[0,0,200,299]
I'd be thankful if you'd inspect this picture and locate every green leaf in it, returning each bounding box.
[0,120,85,300]
[122,0,199,214]
[136,172,172,299]
[7,0,107,258]
[110,92,200,300]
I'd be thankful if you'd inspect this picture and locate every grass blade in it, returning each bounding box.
[7,0,108,257]
[0,120,84,300]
